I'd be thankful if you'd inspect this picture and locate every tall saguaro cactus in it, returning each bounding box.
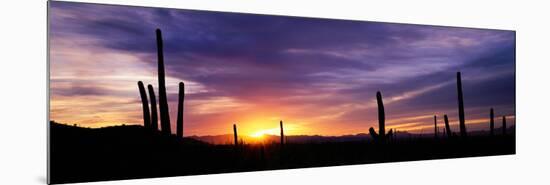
[490,108,494,136]
[147,84,158,131]
[434,115,438,138]
[156,29,171,135]
[137,81,151,128]
[369,91,393,142]
[233,124,238,146]
[444,114,452,138]
[377,91,386,139]
[502,116,507,135]
[176,82,185,138]
[279,120,286,164]
[456,72,467,138]
[280,120,285,145]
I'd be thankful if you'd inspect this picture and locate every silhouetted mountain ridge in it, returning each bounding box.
[52,121,514,145]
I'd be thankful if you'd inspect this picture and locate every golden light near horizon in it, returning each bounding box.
[250,128,280,138]
[242,116,307,138]
[250,132,264,138]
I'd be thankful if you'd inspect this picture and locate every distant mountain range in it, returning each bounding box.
[189,126,516,144]
[51,121,515,145]
[187,132,391,145]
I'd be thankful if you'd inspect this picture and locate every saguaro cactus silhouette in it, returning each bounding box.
[156,29,171,135]
[147,85,158,131]
[137,81,151,128]
[456,72,467,138]
[176,82,185,138]
[279,120,285,163]
[369,91,393,142]
[490,108,494,136]
[434,115,438,138]
[377,91,386,138]
[502,116,507,135]
[233,124,238,146]
[280,120,285,145]
[444,114,452,138]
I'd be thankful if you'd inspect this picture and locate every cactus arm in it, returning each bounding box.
[444,114,452,138]
[369,127,379,141]
[386,129,393,140]
[147,84,158,131]
[138,81,151,128]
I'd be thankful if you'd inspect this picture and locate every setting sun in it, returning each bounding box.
[250,128,279,138]
[250,132,264,138]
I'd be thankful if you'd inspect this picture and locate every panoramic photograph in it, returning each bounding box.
[48,1,516,184]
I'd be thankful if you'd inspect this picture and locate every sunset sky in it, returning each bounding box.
[49,1,515,137]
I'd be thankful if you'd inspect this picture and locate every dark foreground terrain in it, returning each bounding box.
[49,122,515,184]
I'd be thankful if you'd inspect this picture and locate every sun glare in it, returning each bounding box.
[251,132,265,138]
[250,128,279,138]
